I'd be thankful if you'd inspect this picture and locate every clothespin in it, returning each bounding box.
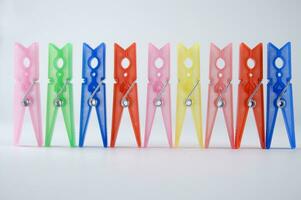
[14,43,43,146]
[110,43,141,147]
[144,43,172,147]
[205,43,234,148]
[45,43,76,147]
[79,43,107,147]
[266,42,296,149]
[235,43,265,149]
[175,43,203,147]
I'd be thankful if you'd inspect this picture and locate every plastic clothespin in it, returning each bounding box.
[144,43,172,147]
[175,43,203,147]
[205,43,234,148]
[235,43,265,149]
[110,43,141,147]
[266,42,295,149]
[14,43,43,146]
[45,43,76,147]
[79,43,107,147]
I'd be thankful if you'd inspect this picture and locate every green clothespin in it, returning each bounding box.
[45,43,76,147]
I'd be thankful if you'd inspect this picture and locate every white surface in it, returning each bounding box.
[0,0,301,199]
[1,144,301,200]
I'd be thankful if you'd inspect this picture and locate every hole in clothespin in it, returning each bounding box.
[23,57,30,68]
[90,57,99,69]
[124,73,128,77]
[277,72,282,77]
[187,73,191,77]
[121,58,130,69]
[249,73,253,78]
[157,72,161,77]
[57,58,64,69]
[275,57,284,69]
[155,57,164,68]
[218,73,223,78]
[184,58,193,68]
[247,58,255,69]
[216,58,225,69]
[57,72,63,77]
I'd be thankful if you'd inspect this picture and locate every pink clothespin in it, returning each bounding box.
[144,43,172,147]
[14,43,43,146]
[205,43,234,148]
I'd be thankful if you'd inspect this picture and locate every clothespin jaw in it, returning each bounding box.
[79,43,107,147]
[45,43,76,147]
[235,43,265,149]
[110,43,141,147]
[14,43,43,146]
[144,43,172,147]
[266,42,295,149]
[205,43,234,148]
[175,43,203,147]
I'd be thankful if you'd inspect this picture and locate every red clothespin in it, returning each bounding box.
[205,43,234,148]
[110,43,142,147]
[235,43,265,149]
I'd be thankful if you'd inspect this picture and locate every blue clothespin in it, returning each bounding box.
[79,43,107,147]
[266,42,295,149]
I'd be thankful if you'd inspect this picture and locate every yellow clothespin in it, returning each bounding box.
[175,43,203,147]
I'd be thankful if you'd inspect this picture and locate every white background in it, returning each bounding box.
[0,0,301,199]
